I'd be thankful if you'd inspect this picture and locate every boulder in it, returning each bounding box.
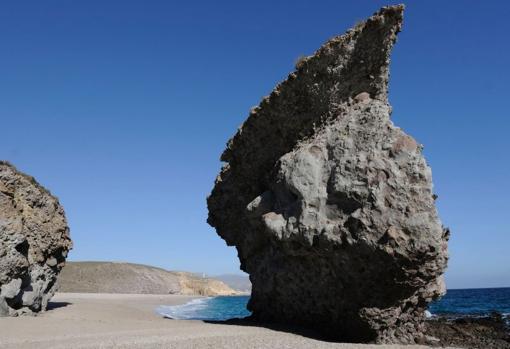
[0,161,72,316]
[207,5,449,343]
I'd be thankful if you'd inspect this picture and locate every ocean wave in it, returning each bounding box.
[156,297,213,320]
[156,295,251,321]
[428,311,510,323]
[503,313,510,326]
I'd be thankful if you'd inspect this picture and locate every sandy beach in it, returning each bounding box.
[0,293,460,349]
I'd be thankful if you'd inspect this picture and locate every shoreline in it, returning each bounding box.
[0,292,460,349]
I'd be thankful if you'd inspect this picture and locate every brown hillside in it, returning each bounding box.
[58,262,239,296]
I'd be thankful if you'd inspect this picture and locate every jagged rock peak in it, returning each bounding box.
[0,161,72,316]
[208,4,448,344]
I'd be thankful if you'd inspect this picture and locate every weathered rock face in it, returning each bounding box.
[208,5,449,344]
[0,161,72,316]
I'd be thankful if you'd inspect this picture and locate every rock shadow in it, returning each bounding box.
[204,317,342,343]
[46,301,72,311]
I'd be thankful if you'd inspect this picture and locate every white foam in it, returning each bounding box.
[156,297,213,320]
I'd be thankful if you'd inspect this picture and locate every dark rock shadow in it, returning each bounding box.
[46,301,72,311]
[204,317,342,343]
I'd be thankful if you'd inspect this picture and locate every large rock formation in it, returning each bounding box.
[208,5,449,344]
[0,161,72,316]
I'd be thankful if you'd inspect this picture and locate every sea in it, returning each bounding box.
[157,287,510,323]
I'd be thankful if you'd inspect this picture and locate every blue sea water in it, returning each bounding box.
[429,287,510,318]
[157,296,251,321]
[157,288,510,322]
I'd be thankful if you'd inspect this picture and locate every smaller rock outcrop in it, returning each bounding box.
[0,161,72,316]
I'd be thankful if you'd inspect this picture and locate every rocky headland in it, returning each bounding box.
[208,5,449,344]
[213,274,252,293]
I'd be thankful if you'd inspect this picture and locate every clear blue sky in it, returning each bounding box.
[1,0,508,289]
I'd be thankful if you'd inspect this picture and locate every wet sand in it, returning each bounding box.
[0,293,460,349]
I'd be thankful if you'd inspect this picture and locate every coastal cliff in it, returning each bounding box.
[58,262,240,296]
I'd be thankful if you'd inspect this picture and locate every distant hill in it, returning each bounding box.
[213,274,251,293]
[58,261,240,296]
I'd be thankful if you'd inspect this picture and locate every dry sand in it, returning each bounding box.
[0,293,459,349]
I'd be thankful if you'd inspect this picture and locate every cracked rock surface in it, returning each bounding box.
[0,161,72,316]
[208,5,449,344]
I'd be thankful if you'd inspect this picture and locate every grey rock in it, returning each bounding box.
[0,297,9,316]
[0,278,22,299]
[208,5,449,344]
[46,257,58,267]
[0,161,72,316]
[425,335,441,345]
